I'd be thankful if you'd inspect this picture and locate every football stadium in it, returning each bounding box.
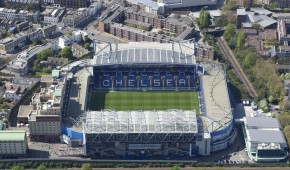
[80,42,237,159]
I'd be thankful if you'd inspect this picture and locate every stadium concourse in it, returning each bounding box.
[63,41,236,159]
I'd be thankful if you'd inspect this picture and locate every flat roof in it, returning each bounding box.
[84,110,197,134]
[250,7,272,16]
[245,117,281,129]
[93,42,196,66]
[248,129,286,144]
[0,131,26,141]
[200,63,232,133]
[17,105,33,118]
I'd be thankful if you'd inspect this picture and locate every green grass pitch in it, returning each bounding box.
[89,91,200,114]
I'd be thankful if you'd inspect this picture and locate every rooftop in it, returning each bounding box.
[18,105,33,118]
[200,63,232,133]
[244,117,281,129]
[84,109,197,134]
[248,129,286,144]
[93,42,196,66]
[250,7,272,16]
[130,0,161,11]
[0,131,26,141]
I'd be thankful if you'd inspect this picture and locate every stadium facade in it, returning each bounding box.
[158,0,217,9]
[82,42,236,159]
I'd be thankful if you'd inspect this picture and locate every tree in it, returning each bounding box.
[81,163,92,170]
[198,8,210,28]
[84,43,91,50]
[60,47,73,59]
[11,165,24,170]
[258,99,269,112]
[237,31,245,49]
[285,73,290,80]
[280,99,290,112]
[171,165,180,170]
[223,24,236,42]
[37,165,46,170]
[269,2,279,9]
[279,114,290,127]
[37,49,53,60]
[243,52,256,68]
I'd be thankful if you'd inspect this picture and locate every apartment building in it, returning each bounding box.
[0,8,40,23]
[43,8,66,24]
[53,0,87,9]
[4,0,39,4]
[42,24,57,38]
[130,0,165,15]
[44,0,54,4]
[164,15,193,35]
[124,9,164,29]
[62,8,90,27]
[0,131,28,159]
[71,43,90,58]
[276,19,290,57]
[0,33,27,53]
[278,19,290,45]
[17,70,69,142]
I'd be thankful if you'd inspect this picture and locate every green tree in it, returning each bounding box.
[37,165,46,170]
[269,2,279,9]
[243,52,256,68]
[285,73,290,80]
[237,30,245,49]
[223,24,236,42]
[37,49,53,60]
[279,114,290,127]
[11,165,24,170]
[60,47,73,59]
[81,163,92,170]
[199,9,210,28]
[171,165,180,170]
[84,43,91,50]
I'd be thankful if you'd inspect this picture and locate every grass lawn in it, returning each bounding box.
[89,91,200,114]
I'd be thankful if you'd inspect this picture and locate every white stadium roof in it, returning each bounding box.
[93,42,196,66]
[84,109,198,134]
[200,63,232,133]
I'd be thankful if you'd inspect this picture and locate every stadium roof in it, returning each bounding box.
[84,109,197,134]
[247,129,286,144]
[200,63,232,133]
[244,117,281,129]
[93,42,196,66]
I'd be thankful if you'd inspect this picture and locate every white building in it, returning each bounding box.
[243,117,288,162]
[88,2,102,16]
[58,30,88,48]
[158,0,217,9]
[130,0,165,15]
[0,131,28,158]
[43,8,65,24]
[3,83,26,101]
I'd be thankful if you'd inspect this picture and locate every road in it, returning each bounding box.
[216,37,258,98]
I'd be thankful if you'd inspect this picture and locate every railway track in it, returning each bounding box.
[217,37,258,98]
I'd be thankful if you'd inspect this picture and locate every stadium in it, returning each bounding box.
[80,41,236,159]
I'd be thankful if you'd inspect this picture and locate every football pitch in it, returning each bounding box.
[89,91,200,114]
